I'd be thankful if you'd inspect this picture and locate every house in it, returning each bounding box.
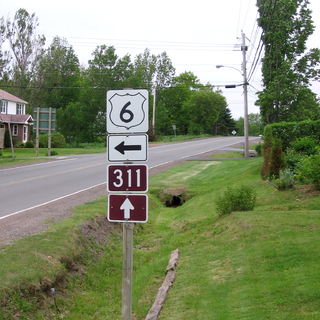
[0,89,33,144]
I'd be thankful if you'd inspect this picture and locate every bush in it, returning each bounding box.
[297,154,320,189]
[255,142,262,157]
[39,132,66,148]
[45,150,58,156]
[260,126,273,179]
[216,185,257,216]
[269,136,286,179]
[285,148,303,172]
[0,150,2,157]
[25,141,35,148]
[291,137,317,156]
[271,168,295,190]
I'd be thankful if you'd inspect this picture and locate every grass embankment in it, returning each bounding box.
[1,155,320,319]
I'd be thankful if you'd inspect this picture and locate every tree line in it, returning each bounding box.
[0,9,240,144]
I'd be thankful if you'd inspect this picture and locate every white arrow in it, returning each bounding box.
[120,198,135,220]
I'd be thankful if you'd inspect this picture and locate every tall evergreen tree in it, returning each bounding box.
[214,107,236,136]
[256,0,320,124]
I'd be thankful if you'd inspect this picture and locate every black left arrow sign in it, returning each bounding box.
[115,141,142,155]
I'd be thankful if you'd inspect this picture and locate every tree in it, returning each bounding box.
[214,107,237,136]
[236,113,263,136]
[6,8,45,101]
[156,71,202,135]
[0,17,11,83]
[256,0,320,124]
[182,88,227,135]
[133,48,157,89]
[33,37,80,111]
[154,51,175,89]
[56,102,90,146]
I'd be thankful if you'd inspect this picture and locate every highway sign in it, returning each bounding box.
[107,164,148,192]
[107,89,149,133]
[107,134,148,162]
[108,194,148,223]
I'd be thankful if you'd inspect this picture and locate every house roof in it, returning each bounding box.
[0,114,33,124]
[0,89,28,104]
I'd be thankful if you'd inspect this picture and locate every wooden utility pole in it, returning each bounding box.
[242,32,249,158]
[48,107,52,156]
[36,107,40,157]
[7,122,15,160]
[152,89,156,136]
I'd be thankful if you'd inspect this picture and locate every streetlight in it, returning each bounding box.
[216,61,249,157]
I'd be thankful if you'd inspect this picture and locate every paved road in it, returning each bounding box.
[0,136,256,219]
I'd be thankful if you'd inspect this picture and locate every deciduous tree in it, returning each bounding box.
[256,0,320,124]
[33,37,80,110]
[6,8,45,101]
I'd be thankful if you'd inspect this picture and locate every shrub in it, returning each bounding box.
[269,136,286,179]
[285,148,303,172]
[271,168,295,190]
[51,132,66,148]
[260,126,273,179]
[255,142,262,157]
[291,137,317,156]
[297,154,320,189]
[39,132,66,148]
[45,150,58,156]
[0,150,2,157]
[216,185,257,216]
[25,141,35,148]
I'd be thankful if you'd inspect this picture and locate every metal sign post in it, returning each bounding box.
[106,89,149,320]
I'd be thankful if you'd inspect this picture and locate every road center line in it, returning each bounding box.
[0,161,106,188]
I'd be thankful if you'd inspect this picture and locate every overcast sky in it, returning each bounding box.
[2,0,320,120]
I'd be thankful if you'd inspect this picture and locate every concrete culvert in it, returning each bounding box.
[160,188,188,207]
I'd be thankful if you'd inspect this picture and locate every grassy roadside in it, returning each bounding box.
[1,155,320,319]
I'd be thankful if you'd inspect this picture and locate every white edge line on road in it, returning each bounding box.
[0,182,106,221]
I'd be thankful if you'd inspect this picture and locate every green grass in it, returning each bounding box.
[152,134,212,143]
[1,157,320,319]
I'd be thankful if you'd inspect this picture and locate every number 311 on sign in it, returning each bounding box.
[107,164,148,193]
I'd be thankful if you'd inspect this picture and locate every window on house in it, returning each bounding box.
[16,104,24,115]
[23,126,28,142]
[0,100,7,113]
[13,125,18,136]
[0,124,5,129]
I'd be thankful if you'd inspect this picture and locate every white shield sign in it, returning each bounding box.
[107,89,149,133]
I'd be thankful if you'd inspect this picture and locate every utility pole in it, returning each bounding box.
[152,88,156,136]
[242,32,249,158]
